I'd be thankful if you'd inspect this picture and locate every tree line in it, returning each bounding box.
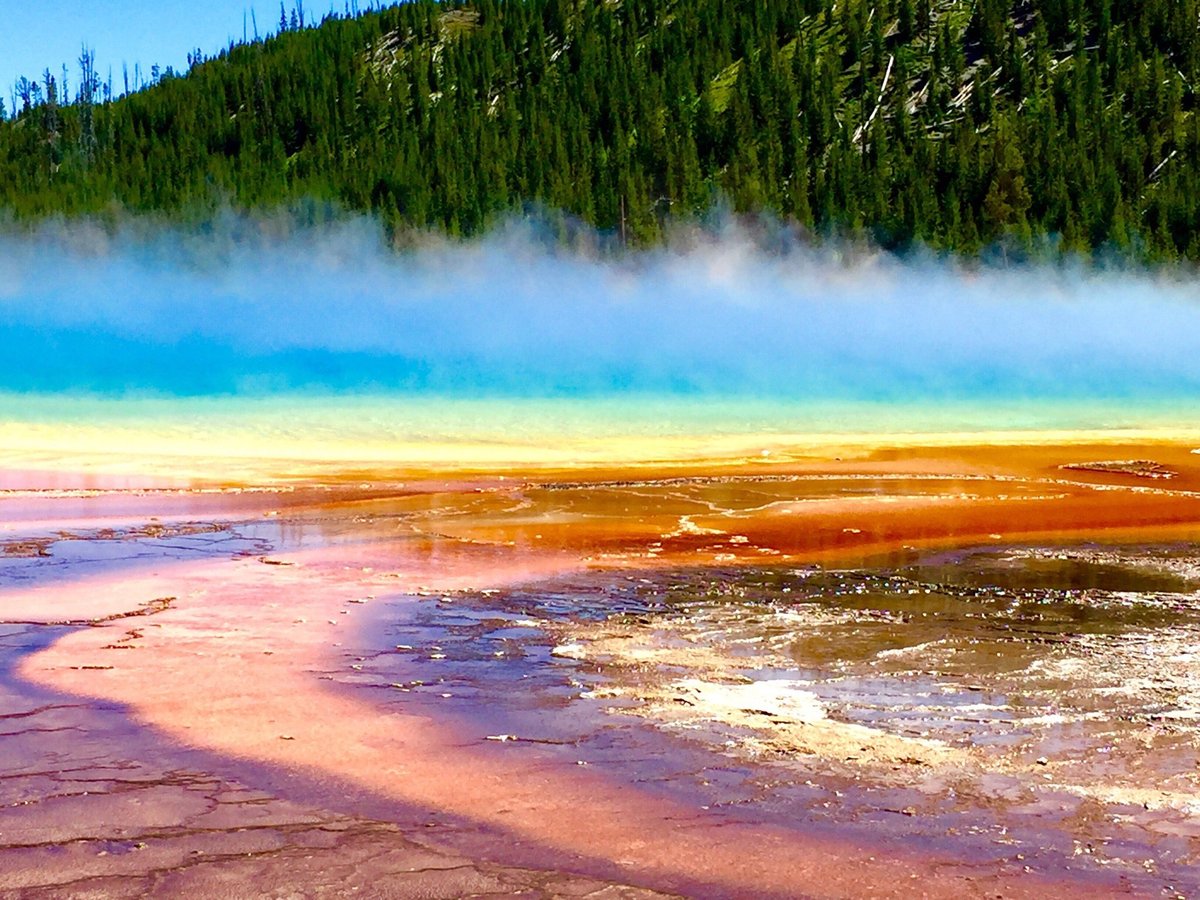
[0,0,1197,260]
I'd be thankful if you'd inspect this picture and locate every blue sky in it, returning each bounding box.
[0,1,393,111]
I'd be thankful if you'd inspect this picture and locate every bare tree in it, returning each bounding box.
[15,76,33,115]
[41,69,59,141]
[78,46,99,161]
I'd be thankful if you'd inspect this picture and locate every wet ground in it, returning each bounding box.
[3,443,1200,896]
[525,549,1200,894]
[0,519,674,898]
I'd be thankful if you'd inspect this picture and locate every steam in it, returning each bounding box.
[2,216,1200,402]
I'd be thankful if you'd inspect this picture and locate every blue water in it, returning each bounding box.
[3,223,1200,423]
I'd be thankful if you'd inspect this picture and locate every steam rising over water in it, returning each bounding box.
[2,218,1200,422]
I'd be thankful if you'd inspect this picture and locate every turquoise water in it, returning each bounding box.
[4,224,1200,425]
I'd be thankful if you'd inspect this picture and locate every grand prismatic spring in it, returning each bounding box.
[3,227,1200,897]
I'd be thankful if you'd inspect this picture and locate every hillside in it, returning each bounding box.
[1,0,1198,259]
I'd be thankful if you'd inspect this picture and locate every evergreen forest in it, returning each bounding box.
[1,0,1198,260]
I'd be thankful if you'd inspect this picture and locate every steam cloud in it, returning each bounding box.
[2,216,1200,401]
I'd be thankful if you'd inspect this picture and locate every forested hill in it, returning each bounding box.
[1,0,1198,259]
